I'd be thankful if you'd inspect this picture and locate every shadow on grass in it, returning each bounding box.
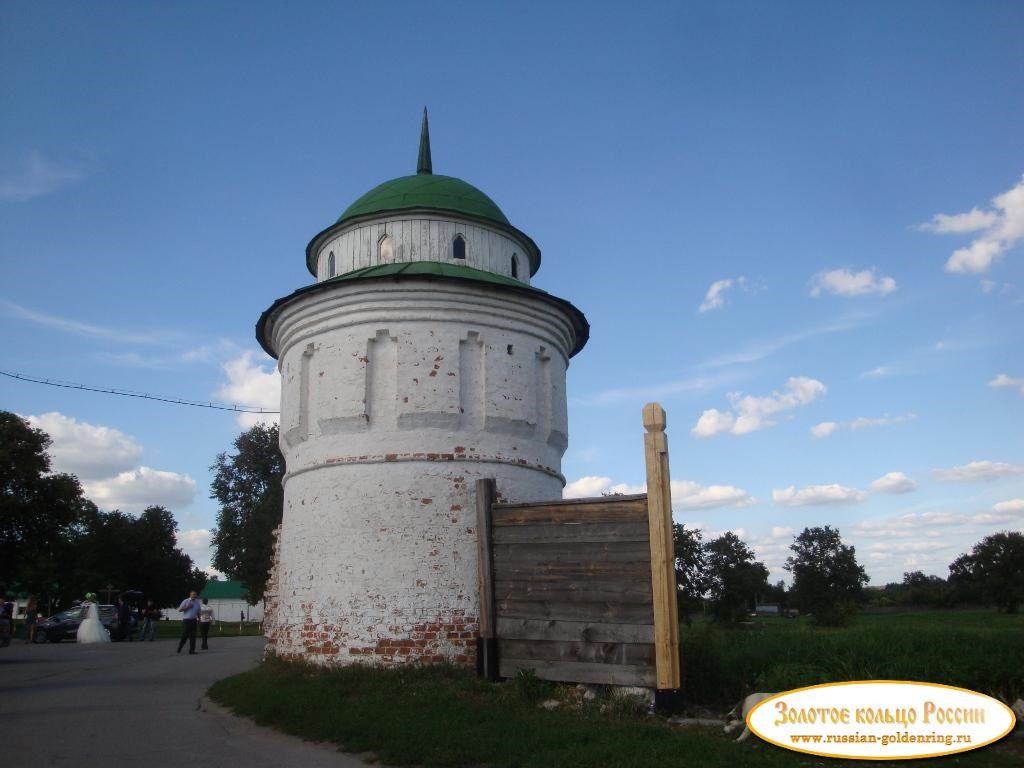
[208,656,1022,768]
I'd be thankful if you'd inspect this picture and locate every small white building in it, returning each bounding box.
[197,580,264,622]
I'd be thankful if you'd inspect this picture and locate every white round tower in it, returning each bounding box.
[257,112,588,665]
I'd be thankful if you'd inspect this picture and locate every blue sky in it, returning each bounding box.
[2,1,1021,584]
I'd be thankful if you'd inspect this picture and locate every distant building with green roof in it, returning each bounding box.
[257,110,588,666]
[198,580,263,622]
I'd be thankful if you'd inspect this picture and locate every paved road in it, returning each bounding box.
[0,636,367,768]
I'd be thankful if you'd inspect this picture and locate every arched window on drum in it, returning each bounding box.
[452,234,466,260]
[378,234,393,263]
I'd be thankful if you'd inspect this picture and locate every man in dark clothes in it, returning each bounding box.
[116,597,134,641]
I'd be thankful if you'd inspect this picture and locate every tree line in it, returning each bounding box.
[1,412,206,608]
[673,522,1024,625]
[210,423,1024,617]
[6,411,1019,621]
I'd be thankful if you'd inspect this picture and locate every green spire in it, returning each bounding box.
[417,107,432,175]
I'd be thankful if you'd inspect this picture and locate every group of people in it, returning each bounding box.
[1,590,217,650]
[175,590,215,654]
[75,590,216,652]
[1,596,40,645]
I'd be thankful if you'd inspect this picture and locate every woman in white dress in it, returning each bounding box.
[77,592,110,643]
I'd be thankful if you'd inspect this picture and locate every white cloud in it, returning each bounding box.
[23,412,143,480]
[1,300,183,346]
[773,484,867,507]
[853,511,969,538]
[0,150,84,202]
[696,312,872,370]
[176,528,213,565]
[989,373,1024,396]
[931,460,1024,482]
[810,268,897,298]
[215,352,281,428]
[563,476,755,510]
[702,527,748,542]
[869,472,918,494]
[691,408,736,437]
[563,476,645,499]
[866,540,951,555]
[692,376,826,438]
[920,176,1024,274]
[808,412,919,440]
[993,498,1024,514]
[859,366,891,380]
[973,498,1024,525]
[810,421,839,438]
[579,370,742,407]
[564,476,615,499]
[919,207,999,234]
[582,313,867,407]
[672,480,756,510]
[83,466,196,513]
[850,413,916,431]
[699,277,746,313]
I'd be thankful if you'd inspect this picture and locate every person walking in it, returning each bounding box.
[139,599,159,641]
[23,596,38,644]
[199,598,214,650]
[0,595,13,647]
[176,590,201,655]
[116,596,134,641]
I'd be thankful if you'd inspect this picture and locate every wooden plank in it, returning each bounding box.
[494,494,647,510]
[493,541,652,565]
[499,658,656,687]
[492,497,649,526]
[496,598,654,625]
[492,522,649,545]
[497,617,655,644]
[643,403,681,691]
[494,578,653,604]
[476,478,496,640]
[499,639,656,667]
[493,561,652,582]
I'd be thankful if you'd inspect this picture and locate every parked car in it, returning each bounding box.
[33,605,118,643]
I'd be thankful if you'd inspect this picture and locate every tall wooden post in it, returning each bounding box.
[643,403,682,706]
[475,478,499,680]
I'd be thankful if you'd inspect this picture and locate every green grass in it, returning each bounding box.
[150,620,264,640]
[682,610,1024,707]
[208,610,1024,768]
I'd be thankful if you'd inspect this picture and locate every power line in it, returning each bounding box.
[0,369,280,415]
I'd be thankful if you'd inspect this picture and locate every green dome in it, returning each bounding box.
[305,110,541,277]
[337,174,510,226]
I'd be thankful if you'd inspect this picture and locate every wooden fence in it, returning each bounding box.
[476,403,680,695]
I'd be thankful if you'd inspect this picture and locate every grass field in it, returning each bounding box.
[149,620,264,640]
[208,610,1023,768]
[683,609,1024,707]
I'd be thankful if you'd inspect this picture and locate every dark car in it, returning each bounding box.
[33,605,118,643]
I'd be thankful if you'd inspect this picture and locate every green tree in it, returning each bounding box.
[211,423,284,602]
[0,411,95,603]
[672,523,707,622]
[949,532,1024,613]
[74,505,206,606]
[895,570,949,608]
[785,526,868,626]
[704,531,769,622]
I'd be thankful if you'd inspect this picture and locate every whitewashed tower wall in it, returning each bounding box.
[258,112,586,666]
